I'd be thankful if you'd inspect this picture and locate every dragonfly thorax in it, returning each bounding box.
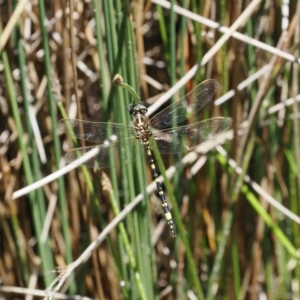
[129,104,151,140]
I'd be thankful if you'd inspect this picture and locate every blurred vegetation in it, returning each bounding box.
[0,0,300,299]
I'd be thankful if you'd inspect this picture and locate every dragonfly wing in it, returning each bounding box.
[149,79,219,130]
[152,117,232,154]
[63,138,144,168]
[58,119,136,143]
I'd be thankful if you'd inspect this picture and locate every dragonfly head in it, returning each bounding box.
[127,102,148,116]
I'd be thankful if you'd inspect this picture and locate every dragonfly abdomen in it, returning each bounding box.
[143,140,176,237]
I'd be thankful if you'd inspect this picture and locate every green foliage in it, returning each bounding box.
[0,1,300,299]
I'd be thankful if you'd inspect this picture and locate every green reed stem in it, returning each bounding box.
[102,173,147,300]
[151,139,205,300]
[1,28,55,287]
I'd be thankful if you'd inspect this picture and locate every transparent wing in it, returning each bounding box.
[152,117,232,154]
[63,138,144,168]
[149,79,219,130]
[58,119,136,143]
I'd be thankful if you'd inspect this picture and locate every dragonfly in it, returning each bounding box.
[58,79,232,237]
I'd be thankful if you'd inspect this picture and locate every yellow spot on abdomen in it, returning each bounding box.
[165,212,172,220]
